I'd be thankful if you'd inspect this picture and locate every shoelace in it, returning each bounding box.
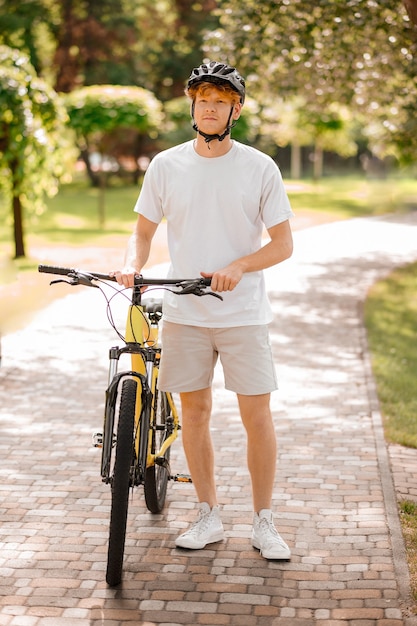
[258,518,286,546]
[184,511,212,537]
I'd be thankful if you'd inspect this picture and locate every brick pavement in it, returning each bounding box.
[1,212,417,625]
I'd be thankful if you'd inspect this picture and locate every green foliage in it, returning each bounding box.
[365,261,417,447]
[0,0,219,98]
[205,0,417,162]
[65,85,164,136]
[130,0,220,101]
[161,97,195,148]
[53,0,140,92]
[2,0,417,166]
[0,45,74,255]
[0,0,51,74]
[259,97,359,158]
[65,85,164,184]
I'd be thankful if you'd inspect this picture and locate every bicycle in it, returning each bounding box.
[38,264,221,587]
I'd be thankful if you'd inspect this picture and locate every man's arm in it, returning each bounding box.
[201,219,293,292]
[113,214,158,288]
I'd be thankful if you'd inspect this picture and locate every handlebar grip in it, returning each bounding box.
[38,264,75,276]
[38,264,116,282]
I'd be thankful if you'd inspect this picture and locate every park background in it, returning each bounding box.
[1,0,417,604]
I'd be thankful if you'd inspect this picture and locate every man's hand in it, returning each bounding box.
[110,266,139,288]
[201,262,244,292]
[201,220,293,293]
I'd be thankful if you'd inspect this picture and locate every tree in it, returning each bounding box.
[258,98,359,178]
[0,46,73,258]
[204,0,417,162]
[52,0,139,92]
[65,84,164,177]
[65,85,164,224]
[119,0,220,101]
[404,0,417,25]
[0,0,221,100]
[0,0,50,75]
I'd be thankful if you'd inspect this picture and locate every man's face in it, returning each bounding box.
[193,86,241,135]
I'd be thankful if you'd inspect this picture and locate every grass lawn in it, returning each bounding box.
[365,261,417,604]
[400,500,417,604]
[287,175,417,219]
[365,261,417,448]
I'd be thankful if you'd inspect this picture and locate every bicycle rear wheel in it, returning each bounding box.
[106,378,137,587]
[144,390,172,514]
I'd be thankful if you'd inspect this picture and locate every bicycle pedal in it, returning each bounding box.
[171,473,193,483]
[92,432,103,448]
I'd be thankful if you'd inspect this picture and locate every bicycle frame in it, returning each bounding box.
[101,285,180,485]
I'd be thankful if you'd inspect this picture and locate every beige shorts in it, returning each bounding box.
[158,322,278,395]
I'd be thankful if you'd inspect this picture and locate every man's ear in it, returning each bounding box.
[233,102,242,121]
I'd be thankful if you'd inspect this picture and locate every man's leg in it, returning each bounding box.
[237,392,290,560]
[179,387,217,507]
[237,393,276,512]
[175,387,224,549]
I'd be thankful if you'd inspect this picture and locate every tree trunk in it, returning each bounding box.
[80,147,100,187]
[291,143,302,179]
[313,144,323,180]
[10,158,26,258]
[13,194,25,258]
[53,0,80,92]
[403,0,417,25]
[98,172,106,229]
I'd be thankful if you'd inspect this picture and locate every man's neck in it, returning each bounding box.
[194,134,233,158]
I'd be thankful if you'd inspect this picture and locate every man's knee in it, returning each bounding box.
[180,388,212,423]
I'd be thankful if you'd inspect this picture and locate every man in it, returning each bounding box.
[113,61,294,559]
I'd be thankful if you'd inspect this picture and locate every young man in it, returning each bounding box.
[113,61,294,560]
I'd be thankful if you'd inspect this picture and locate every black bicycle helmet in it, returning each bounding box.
[187,61,245,104]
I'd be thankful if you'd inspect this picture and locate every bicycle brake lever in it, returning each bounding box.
[205,291,223,301]
[49,272,99,288]
[50,278,73,286]
[175,282,223,300]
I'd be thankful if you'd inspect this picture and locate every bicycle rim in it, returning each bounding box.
[106,378,136,587]
[144,390,171,513]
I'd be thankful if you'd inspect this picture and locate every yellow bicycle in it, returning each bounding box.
[38,264,221,586]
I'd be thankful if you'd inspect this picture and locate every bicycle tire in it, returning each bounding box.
[106,378,137,587]
[144,390,171,514]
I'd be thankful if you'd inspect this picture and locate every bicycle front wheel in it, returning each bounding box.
[144,390,172,514]
[106,378,137,587]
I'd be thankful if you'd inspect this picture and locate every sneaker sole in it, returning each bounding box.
[252,538,291,560]
[175,530,225,550]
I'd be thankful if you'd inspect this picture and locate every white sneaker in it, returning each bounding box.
[175,502,225,549]
[252,509,291,560]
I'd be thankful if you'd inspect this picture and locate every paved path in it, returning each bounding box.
[1,213,417,625]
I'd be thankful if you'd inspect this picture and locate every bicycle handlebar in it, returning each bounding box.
[38,264,219,298]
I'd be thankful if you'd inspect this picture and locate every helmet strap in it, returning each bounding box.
[192,104,235,149]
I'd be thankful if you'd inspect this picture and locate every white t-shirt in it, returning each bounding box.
[134,140,293,328]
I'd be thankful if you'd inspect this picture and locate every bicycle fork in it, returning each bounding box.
[93,343,147,481]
